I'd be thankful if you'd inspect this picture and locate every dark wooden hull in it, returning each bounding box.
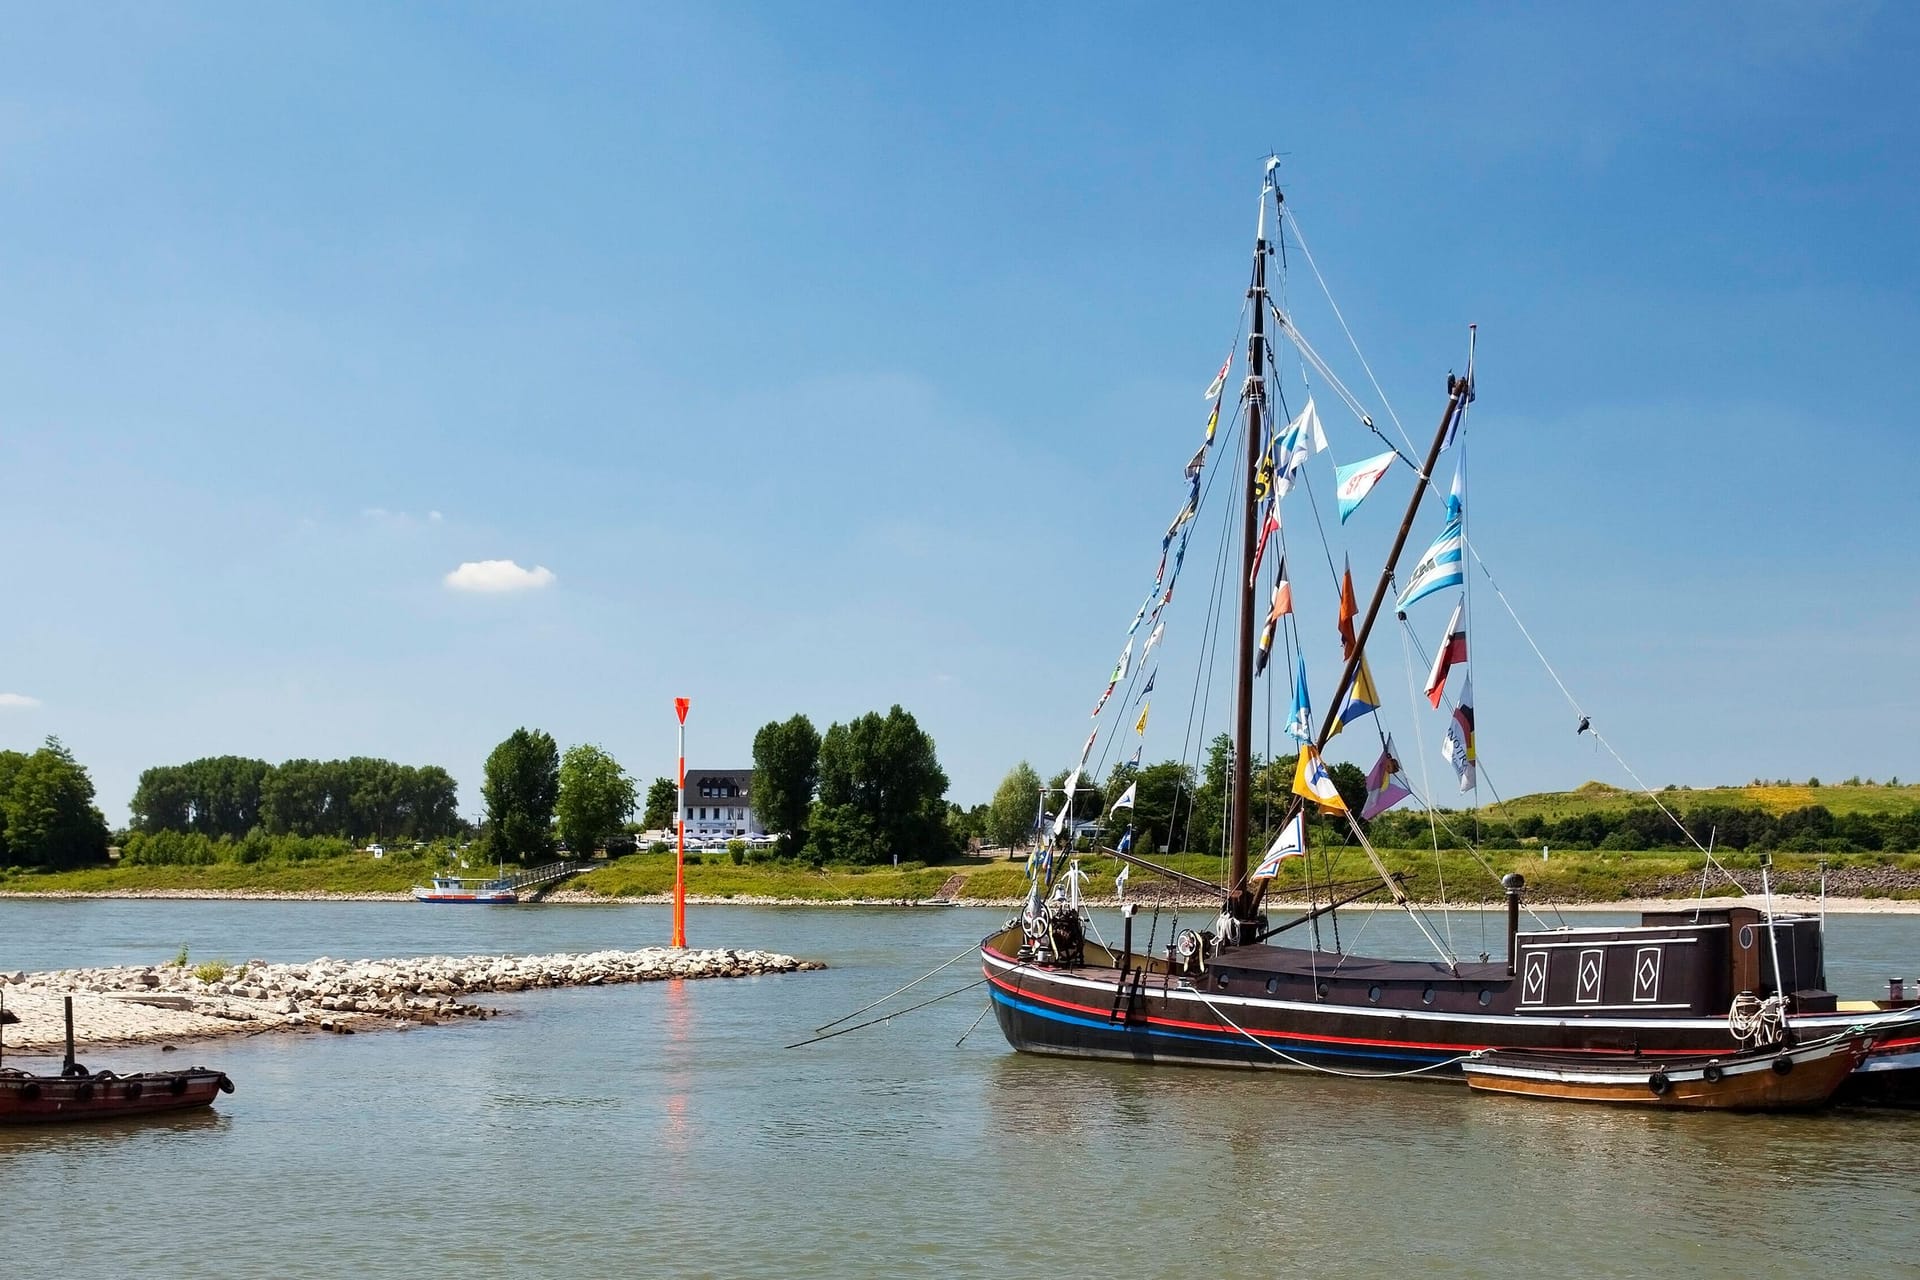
[0,1068,233,1124]
[1463,1037,1867,1110]
[982,926,1920,1104]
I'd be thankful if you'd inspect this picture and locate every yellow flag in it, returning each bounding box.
[1205,402,1220,443]
[1134,702,1150,735]
[1292,746,1348,813]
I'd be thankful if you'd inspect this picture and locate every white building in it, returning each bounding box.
[682,768,761,842]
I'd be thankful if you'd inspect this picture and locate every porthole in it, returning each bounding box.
[1266,978,1279,995]
[1368,985,1382,1003]
[1217,973,1229,990]
[1738,925,1754,949]
[1317,982,1330,998]
[1422,985,1435,1006]
[1478,989,1492,1007]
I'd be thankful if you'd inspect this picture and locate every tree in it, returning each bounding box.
[810,705,951,864]
[642,776,677,831]
[482,728,560,862]
[1,737,110,869]
[988,761,1043,849]
[751,714,821,855]
[556,744,637,856]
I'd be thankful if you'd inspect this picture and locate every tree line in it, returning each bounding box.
[0,738,111,870]
[749,705,955,865]
[132,755,462,841]
[1376,802,1920,855]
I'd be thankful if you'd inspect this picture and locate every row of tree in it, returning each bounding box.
[750,706,952,864]
[481,729,638,862]
[131,756,461,841]
[0,738,111,870]
[1375,802,1920,855]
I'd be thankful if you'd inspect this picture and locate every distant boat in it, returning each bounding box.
[1463,1028,1881,1111]
[411,875,518,905]
[0,996,234,1125]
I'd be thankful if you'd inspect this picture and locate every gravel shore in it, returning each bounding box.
[0,947,824,1054]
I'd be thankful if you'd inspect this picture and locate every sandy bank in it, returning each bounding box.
[0,947,824,1054]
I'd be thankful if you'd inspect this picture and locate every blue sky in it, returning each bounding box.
[1,3,1916,825]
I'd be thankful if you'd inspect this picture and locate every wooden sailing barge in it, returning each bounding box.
[982,162,1920,1106]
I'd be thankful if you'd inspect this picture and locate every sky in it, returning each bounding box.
[1,3,1917,825]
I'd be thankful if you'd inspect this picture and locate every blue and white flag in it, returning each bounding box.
[1110,782,1137,813]
[1334,450,1396,524]
[1396,463,1465,611]
[1251,813,1306,880]
[1285,654,1313,743]
[1273,399,1327,501]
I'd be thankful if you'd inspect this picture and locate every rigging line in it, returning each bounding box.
[1341,805,1457,966]
[1169,408,1246,861]
[812,942,984,1032]
[1284,210,1418,460]
[783,978,989,1049]
[1190,988,1472,1079]
[1462,540,1724,867]
[1265,308,1398,459]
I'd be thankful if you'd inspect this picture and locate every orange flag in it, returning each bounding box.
[1337,558,1358,659]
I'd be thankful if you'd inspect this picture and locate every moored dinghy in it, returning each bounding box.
[0,995,234,1125]
[1463,1029,1881,1111]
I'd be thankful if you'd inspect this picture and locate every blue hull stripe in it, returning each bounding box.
[990,982,1454,1067]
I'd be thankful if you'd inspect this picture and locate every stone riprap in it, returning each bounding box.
[0,948,822,1053]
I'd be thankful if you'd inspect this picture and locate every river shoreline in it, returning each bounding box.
[0,947,824,1055]
[2,887,1918,913]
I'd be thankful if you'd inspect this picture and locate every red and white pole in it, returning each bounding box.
[673,696,690,948]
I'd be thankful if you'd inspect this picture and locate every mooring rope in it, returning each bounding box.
[1192,989,1472,1079]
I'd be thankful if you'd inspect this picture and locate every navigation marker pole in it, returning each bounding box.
[673,696,691,948]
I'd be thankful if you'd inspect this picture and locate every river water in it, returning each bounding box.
[2,899,1915,1278]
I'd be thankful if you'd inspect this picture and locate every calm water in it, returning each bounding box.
[2,899,1916,1279]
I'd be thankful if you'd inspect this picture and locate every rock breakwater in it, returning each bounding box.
[0,948,823,1053]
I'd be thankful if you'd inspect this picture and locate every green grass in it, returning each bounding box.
[1475,780,1920,821]
[7,843,1917,905]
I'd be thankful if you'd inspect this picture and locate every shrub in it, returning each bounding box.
[193,960,230,984]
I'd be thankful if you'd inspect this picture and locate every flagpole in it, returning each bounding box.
[673,696,690,948]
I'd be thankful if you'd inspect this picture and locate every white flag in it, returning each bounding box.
[1251,813,1306,880]
[1110,782,1137,813]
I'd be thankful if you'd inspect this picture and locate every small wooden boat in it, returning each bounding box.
[0,996,234,1125]
[1463,1033,1873,1111]
[410,874,518,905]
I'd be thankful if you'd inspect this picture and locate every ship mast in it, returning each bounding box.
[1225,169,1275,934]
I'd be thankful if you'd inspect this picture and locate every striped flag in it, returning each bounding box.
[1251,813,1306,880]
[1396,464,1465,611]
[1361,736,1414,819]
[1292,746,1348,813]
[1443,678,1477,791]
[1425,597,1469,708]
[1330,653,1380,738]
[1284,654,1313,743]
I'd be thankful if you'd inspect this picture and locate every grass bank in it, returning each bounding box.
[5,847,1918,904]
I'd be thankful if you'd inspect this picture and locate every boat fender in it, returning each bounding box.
[1771,1055,1794,1077]
[1647,1071,1671,1096]
[20,1082,39,1100]
[1702,1063,1724,1084]
[168,1075,189,1095]
[217,1074,235,1095]
[125,1080,143,1099]
[73,1081,93,1101]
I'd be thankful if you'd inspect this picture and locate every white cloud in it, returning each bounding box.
[0,692,41,709]
[444,560,556,593]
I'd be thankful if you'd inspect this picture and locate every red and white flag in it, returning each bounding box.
[1425,596,1468,708]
